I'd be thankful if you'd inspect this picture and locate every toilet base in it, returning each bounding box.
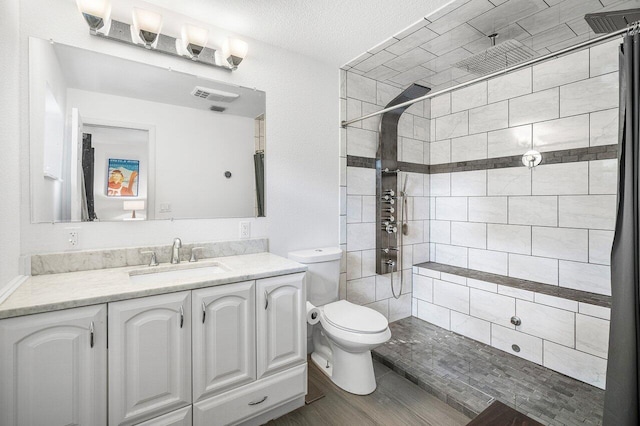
[311,347,377,395]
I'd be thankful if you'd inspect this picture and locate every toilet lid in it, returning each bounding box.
[323,300,388,333]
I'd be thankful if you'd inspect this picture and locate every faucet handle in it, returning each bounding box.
[140,251,159,267]
[189,247,204,263]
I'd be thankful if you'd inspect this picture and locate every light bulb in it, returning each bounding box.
[223,38,248,68]
[132,8,163,48]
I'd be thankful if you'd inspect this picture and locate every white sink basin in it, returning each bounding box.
[129,262,229,285]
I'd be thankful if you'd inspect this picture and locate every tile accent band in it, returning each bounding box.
[346,144,618,175]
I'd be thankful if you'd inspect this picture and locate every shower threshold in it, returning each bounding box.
[372,317,604,426]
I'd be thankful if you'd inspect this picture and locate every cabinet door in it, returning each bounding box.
[256,273,306,378]
[108,292,191,426]
[0,305,107,426]
[192,281,256,402]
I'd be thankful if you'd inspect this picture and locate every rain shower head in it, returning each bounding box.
[585,9,640,33]
[453,38,538,76]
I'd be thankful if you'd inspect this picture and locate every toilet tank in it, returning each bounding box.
[288,247,342,306]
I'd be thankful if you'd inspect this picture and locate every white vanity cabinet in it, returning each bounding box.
[193,272,307,426]
[192,281,256,402]
[0,305,107,426]
[108,291,192,426]
[256,273,306,378]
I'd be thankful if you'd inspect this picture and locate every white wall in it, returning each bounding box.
[0,0,22,288]
[67,88,256,220]
[18,0,339,257]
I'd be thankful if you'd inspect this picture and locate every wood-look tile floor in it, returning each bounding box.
[268,360,471,426]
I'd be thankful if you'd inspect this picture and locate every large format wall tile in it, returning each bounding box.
[451,311,491,345]
[430,140,451,164]
[431,93,451,118]
[436,110,469,140]
[470,288,515,328]
[508,254,559,285]
[347,167,376,195]
[451,81,487,113]
[469,101,509,133]
[487,167,532,196]
[508,196,557,226]
[532,49,589,92]
[435,244,468,268]
[576,313,609,359]
[589,230,614,266]
[451,133,488,162]
[532,162,589,195]
[491,324,543,364]
[509,88,559,126]
[430,173,451,196]
[488,68,532,103]
[487,125,532,158]
[434,279,470,314]
[347,223,376,251]
[487,224,531,255]
[589,109,618,147]
[451,222,486,249]
[346,72,377,104]
[469,197,507,224]
[516,300,575,347]
[558,195,616,230]
[435,197,468,221]
[468,248,508,275]
[413,274,433,302]
[590,39,620,77]
[451,170,487,196]
[559,260,611,295]
[417,300,450,330]
[589,159,617,195]
[544,341,607,389]
[347,276,376,304]
[532,227,588,262]
[532,115,589,152]
[430,220,451,244]
[560,72,618,117]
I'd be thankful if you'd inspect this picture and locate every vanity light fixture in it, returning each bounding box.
[77,4,247,71]
[178,24,209,60]
[131,8,163,49]
[76,0,111,35]
[223,38,249,69]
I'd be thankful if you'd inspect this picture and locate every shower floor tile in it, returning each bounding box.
[373,317,605,425]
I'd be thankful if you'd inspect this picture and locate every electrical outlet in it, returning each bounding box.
[240,222,251,239]
[66,228,80,247]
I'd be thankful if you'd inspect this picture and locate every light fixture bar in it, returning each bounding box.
[91,19,232,71]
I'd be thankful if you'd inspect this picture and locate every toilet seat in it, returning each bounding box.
[322,300,388,334]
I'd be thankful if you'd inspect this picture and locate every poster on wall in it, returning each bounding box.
[107,158,139,197]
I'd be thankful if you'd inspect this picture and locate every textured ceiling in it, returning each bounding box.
[128,0,453,67]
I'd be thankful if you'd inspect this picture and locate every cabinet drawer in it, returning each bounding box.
[136,406,192,426]
[193,364,307,426]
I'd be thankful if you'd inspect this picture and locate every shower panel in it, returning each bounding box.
[376,84,430,275]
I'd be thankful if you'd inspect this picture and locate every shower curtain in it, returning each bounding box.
[603,31,639,426]
[254,152,265,217]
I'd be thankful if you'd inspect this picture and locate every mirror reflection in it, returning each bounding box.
[29,37,266,223]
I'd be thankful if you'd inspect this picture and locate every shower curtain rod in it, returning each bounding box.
[341,26,629,128]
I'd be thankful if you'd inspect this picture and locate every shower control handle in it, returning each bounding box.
[382,215,395,223]
[384,190,395,197]
[381,247,399,253]
[383,207,395,213]
[382,224,397,233]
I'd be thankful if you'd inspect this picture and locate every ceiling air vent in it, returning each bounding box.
[209,105,226,113]
[191,86,240,102]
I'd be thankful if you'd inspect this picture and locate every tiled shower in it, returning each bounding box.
[339,0,627,393]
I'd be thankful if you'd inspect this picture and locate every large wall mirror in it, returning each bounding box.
[29,37,266,223]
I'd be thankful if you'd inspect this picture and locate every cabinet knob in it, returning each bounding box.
[202,301,207,324]
[179,306,184,328]
[89,321,94,348]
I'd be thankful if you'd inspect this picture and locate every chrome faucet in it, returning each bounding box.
[171,238,182,264]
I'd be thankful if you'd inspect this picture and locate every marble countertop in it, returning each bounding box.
[0,252,306,319]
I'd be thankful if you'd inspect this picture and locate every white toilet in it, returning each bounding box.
[288,247,391,395]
